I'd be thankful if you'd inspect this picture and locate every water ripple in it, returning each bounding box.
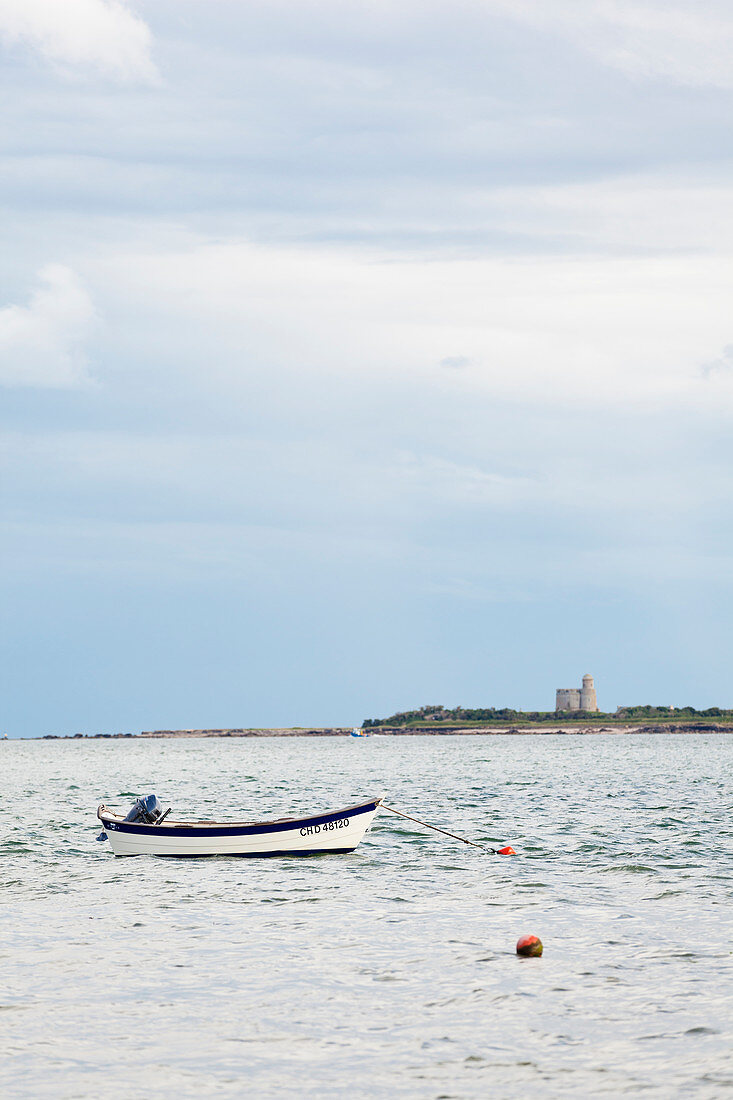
[0,733,731,1099]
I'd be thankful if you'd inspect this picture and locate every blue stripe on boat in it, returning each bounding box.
[101,798,380,838]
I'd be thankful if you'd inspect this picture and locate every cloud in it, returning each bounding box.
[489,0,733,89]
[0,265,96,388]
[95,237,733,411]
[0,0,158,83]
[701,344,733,379]
[440,356,471,370]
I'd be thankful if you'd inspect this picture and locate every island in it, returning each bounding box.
[359,703,733,736]
[27,704,733,739]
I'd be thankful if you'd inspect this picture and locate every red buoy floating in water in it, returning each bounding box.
[516,934,543,957]
[497,846,516,855]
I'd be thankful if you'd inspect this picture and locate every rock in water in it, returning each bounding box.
[516,934,543,957]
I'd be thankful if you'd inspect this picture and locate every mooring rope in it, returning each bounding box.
[381,803,513,856]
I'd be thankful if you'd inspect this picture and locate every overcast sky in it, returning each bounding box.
[2,0,733,736]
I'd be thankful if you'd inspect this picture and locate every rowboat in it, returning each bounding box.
[96,795,383,857]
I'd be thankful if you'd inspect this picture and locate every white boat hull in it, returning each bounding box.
[97,797,383,857]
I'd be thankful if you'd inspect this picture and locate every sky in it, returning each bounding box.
[2,0,733,737]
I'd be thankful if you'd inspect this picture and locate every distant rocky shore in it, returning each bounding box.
[134,721,733,738]
[32,721,733,740]
[139,728,352,738]
[345,723,731,736]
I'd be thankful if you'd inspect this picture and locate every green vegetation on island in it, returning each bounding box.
[362,703,733,729]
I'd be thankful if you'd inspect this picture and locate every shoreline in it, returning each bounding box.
[13,721,733,740]
[128,721,733,737]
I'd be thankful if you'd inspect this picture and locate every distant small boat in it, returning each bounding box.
[97,795,383,857]
[350,727,370,737]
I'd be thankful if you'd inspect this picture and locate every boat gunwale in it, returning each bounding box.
[97,796,383,838]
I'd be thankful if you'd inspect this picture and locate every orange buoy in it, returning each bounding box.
[497,846,516,855]
[516,934,543,957]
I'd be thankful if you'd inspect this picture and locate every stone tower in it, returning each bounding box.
[555,687,581,711]
[556,674,599,712]
[580,674,598,712]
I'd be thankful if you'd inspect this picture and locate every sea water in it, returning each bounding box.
[1,734,731,1098]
